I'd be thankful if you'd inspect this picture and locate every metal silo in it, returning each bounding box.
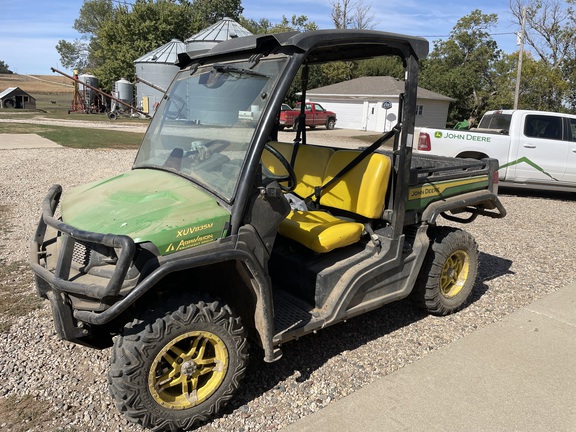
[185,17,252,58]
[115,78,134,105]
[78,73,99,107]
[134,39,186,114]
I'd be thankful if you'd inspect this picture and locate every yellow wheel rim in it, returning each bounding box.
[148,330,228,410]
[440,250,470,298]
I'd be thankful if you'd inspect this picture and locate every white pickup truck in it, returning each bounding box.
[415,109,576,192]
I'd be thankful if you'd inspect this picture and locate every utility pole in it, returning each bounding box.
[514,7,527,110]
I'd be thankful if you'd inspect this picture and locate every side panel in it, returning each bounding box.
[406,175,490,211]
[564,115,576,183]
[506,112,569,183]
[312,104,328,126]
[431,128,511,159]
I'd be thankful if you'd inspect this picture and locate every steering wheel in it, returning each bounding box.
[263,143,297,192]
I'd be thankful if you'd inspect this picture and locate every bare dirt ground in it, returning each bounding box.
[0,73,73,94]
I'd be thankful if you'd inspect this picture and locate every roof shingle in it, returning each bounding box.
[307,76,453,101]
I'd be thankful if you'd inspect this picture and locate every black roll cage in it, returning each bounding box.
[179,29,429,239]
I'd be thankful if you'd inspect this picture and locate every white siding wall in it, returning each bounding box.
[416,99,450,128]
[308,96,450,132]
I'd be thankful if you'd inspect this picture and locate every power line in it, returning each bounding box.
[420,31,517,38]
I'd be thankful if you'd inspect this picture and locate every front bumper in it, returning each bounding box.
[30,185,137,343]
[31,184,137,299]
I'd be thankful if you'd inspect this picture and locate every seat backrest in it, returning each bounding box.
[164,147,184,170]
[262,141,334,198]
[320,150,391,219]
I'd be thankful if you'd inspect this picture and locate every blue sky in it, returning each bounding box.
[0,0,519,75]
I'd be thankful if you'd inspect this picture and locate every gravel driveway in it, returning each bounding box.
[1,141,575,432]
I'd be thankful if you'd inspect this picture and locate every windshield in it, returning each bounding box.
[134,58,287,201]
[477,113,512,133]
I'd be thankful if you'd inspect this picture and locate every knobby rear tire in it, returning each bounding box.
[411,227,478,316]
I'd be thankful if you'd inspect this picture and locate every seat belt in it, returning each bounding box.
[291,65,309,167]
[307,123,401,203]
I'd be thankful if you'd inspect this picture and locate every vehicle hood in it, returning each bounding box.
[61,169,230,255]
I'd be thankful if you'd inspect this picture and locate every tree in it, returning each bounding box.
[510,0,576,68]
[420,10,502,125]
[55,39,91,71]
[330,0,376,30]
[191,0,243,30]
[323,0,377,88]
[239,14,317,34]
[57,0,242,80]
[488,51,569,112]
[238,14,320,106]
[356,57,404,80]
[0,60,13,74]
[56,0,114,71]
[74,0,115,34]
[238,17,273,34]
[517,54,567,110]
[93,0,196,91]
[509,0,576,111]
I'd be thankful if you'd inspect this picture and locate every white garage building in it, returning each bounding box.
[306,76,453,132]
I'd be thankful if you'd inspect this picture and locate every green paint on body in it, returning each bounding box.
[61,169,230,255]
[499,156,559,181]
[406,175,489,211]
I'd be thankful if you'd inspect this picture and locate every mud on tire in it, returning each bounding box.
[108,296,248,431]
[411,227,479,316]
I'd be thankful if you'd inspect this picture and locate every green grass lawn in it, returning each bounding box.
[0,92,149,149]
[0,122,143,149]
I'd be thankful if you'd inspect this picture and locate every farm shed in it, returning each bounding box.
[0,87,36,109]
[306,76,453,132]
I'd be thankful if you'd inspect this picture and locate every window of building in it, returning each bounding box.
[416,105,424,115]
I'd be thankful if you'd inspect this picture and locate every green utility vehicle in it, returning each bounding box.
[31,29,506,431]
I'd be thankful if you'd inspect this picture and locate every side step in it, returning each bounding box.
[272,289,319,344]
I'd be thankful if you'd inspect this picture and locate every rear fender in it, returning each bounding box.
[422,190,506,224]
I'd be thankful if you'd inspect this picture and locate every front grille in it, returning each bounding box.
[72,241,92,267]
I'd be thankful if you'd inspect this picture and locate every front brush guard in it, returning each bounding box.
[30,184,136,300]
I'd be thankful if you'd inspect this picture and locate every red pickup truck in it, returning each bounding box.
[279,102,337,130]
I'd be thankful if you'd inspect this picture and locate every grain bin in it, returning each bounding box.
[115,78,134,105]
[134,39,186,114]
[78,74,99,107]
[185,17,252,57]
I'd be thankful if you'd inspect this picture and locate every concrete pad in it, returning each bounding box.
[527,285,576,327]
[0,134,61,149]
[283,282,576,432]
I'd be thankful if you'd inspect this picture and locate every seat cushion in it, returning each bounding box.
[321,151,391,218]
[262,142,334,198]
[278,210,364,253]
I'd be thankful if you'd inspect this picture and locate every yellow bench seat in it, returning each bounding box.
[262,142,392,253]
[278,210,365,253]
